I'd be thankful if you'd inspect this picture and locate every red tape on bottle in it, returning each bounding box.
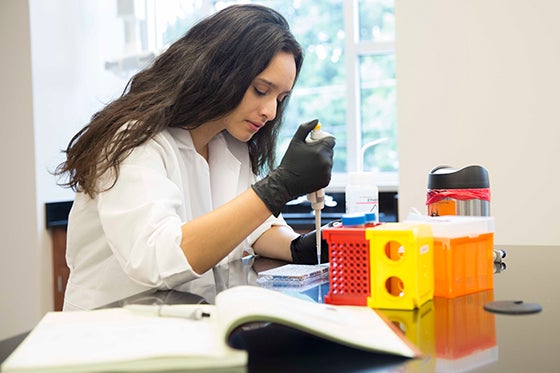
[426,188,491,205]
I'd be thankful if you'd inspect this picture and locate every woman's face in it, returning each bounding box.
[223,51,296,142]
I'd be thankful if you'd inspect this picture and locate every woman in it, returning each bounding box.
[55,4,335,310]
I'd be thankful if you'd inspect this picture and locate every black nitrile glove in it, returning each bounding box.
[290,229,329,264]
[251,119,335,216]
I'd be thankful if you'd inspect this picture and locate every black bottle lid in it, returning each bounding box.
[427,165,490,189]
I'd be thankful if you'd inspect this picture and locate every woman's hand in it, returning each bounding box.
[252,119,335,216]
[290,228,329,264]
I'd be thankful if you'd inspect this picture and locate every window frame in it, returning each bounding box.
[329,0,397,192]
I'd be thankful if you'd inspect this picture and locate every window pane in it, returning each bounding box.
[359,53,397,172]
[358,0,395,42]
[157,1,210,47]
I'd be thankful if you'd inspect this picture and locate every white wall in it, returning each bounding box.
[396,0,560,246]
[0,0,45,340]
[0,0,129,340]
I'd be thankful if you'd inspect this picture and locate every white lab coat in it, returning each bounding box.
[63,128,287,310]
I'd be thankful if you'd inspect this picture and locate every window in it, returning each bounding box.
[144,0,397,189]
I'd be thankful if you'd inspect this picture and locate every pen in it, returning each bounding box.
[124,304,211,320]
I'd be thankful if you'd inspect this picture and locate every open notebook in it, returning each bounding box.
[1,286,421,372]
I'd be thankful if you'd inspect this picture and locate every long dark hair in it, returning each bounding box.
[55,4,303,197]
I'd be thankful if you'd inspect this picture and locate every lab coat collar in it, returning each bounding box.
[169,127,196,151]
[166,128,243,209]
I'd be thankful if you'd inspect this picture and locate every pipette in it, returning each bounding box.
[306,123,335,265]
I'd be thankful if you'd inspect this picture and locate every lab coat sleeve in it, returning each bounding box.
[96,141,200,289]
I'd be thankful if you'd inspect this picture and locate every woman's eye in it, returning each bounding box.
[254,87,266,96]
